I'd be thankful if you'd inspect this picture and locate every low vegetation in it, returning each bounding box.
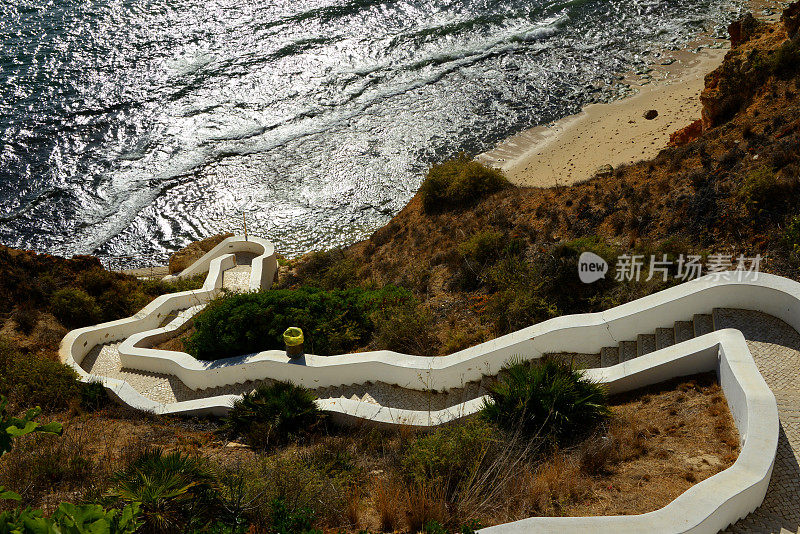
[186,285,435,359]
[0,246,204,330]
[221,381,324,449]
[736,166,797,215]
[1,395,63,457]
[0,342,740,534]
[419,155,511,213]
[109,448,224,533]
[0,340,83,413]
[0,502,142,534]
[481,359,609,443]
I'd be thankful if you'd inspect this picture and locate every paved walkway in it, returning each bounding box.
[79,340,489,409]
[714,309,800,534]
[222,264,252,291]
[78,302,800,530]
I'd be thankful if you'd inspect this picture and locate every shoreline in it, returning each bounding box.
[477,46,728,188]
[477,2,787,189]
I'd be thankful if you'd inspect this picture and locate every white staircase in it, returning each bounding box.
[551,313,717,368]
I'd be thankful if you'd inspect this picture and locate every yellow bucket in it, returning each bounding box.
[283,327,304,358]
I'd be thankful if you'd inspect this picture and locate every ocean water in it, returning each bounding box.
[0,0,745,266]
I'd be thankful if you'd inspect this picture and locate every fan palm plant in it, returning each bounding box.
[481,359,609,444]
[222,381,323,449]
[109,448,222,533]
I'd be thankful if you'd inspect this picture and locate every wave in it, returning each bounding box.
[0,0,750,261]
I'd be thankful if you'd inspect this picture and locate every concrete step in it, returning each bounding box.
[601,346,619,367]
[693,314,714,337]
[637,334,657,357]
[158,308,187,328]
[712,308,724,331]
[547,353,602,369]
[619,341,637,362]
[674,320,694,343]
[655,327,675,350]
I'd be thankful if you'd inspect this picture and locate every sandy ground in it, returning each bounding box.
[477,47,729,188]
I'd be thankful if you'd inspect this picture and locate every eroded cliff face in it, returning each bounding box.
[701,3,800,129]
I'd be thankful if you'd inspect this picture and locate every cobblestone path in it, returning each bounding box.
[715,310,800,534]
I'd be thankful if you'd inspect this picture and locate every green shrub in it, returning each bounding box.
[533,236,623,314]
[401,420,497,499]
[737,166,795,213]
[12,305,38,335]
[222,382,323,449]
[292,249,358,290]
[140,274,206,295]
[457,230,505,266]
[484,257,559,333]
[454,230,507,290]
[269,498,321,534]
[769,36,800,76]
[299,438,357,479]
[0,340,83,412]
[80,380,111,412]
[481,359,609,444]
[372,305,439,354]
[43,269,205,330]
[424,520,449,534]
[50,288,102,328]
[488,284,559,334]
[479,236,669,334]
[1,397,62,456]
[186,285,414,359]
[419,155,510,213]
[247,450,351,528]
[110,448,222,533]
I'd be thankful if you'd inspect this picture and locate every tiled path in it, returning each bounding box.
[80,340,489,410]
[80,342,273,404]
[715,310,800,534]
[222,264,251,291]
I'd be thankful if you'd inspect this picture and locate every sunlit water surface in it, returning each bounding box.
[0,0,745,265]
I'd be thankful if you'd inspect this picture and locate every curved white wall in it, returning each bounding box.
[163,235,276,290]
[57,239,786,533]
[116,272,800,395]
[59,235,276,411]
[324,329,778,534]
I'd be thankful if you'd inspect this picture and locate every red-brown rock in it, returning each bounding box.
[728,13,763,48]
[669,119,704,147]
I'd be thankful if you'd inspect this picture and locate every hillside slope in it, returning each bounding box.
[282,6,800,354]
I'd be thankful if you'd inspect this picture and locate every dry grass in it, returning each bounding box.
[563,372,739,517]
[374,477,404,532]
[405,482,449,532]
[354,372,736,531]
[0,358,739,534]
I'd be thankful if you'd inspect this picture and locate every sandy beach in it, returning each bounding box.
[477,47,729,188]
